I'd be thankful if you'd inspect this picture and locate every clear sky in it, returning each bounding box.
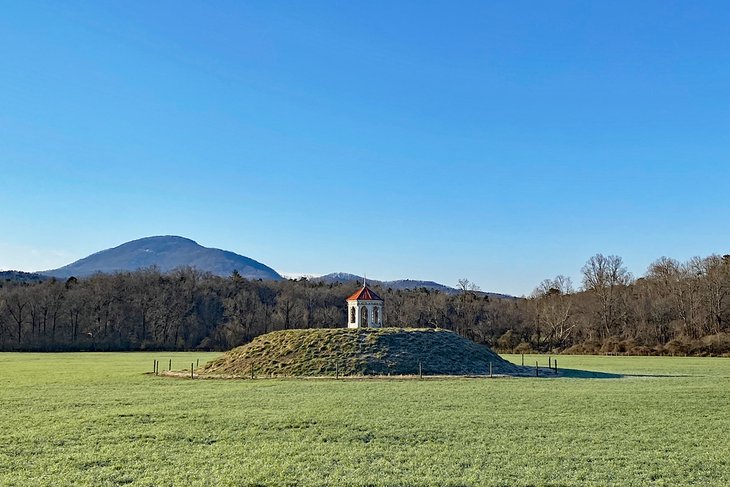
[2,1,730,296]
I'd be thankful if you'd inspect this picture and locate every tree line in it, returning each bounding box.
[1,253,729,355]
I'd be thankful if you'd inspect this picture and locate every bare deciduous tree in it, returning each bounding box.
[532,275,576,349]
[582,254,632,338]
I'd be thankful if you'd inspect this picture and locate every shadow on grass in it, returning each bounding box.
[558,368,624,379]
[557,368,693,379]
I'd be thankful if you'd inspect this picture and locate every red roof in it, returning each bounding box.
[346,285,383,301]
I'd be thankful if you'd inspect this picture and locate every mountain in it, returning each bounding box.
[316,272,452,292]
[42,236,282,280]
[315,272,514,299]
[0,270,48,284]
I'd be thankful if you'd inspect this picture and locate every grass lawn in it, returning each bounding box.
[1,352,729,486]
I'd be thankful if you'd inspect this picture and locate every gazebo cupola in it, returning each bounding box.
[346,281,384,328]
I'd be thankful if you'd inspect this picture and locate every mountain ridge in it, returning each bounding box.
[314,272,514,299]
[25,236,512,297]
[41,235,282,280]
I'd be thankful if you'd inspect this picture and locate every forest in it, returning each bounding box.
[1,253,730,355]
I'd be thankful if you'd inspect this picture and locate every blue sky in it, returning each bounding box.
[2,1,730,295]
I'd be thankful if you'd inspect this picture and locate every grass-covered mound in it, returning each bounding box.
[200,328,524,377]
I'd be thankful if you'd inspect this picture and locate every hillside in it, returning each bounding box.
[200,328,526,377]
[317,273,454,293]
[316,272,514,299]
[42,236,281,280]
[0,270,48,284]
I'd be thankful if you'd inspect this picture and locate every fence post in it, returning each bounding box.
[152,360,156,374]
[548,356,552,368]
[418,361,423,379]
[535,361,539,377]
[521,354,524,366]
[489,361,493,378]
[251,363,254,380]
[554,359,558,374]
[190,363,194,379]
[169,359,171,371]
[197,359,199,368]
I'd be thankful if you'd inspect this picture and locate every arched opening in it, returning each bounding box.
[373,306,379,324]
[350,307,356,324]
[361,307,369,327]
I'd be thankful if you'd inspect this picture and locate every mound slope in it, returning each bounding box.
[201,328,525,377]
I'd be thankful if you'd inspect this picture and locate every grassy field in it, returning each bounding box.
[1,352,729,486]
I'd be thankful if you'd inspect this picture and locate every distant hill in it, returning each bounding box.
[42,236,282,280]
[317,272,454,292]
[0,270,48,284]
[316,272,514,299]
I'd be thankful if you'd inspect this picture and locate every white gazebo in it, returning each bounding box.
[346,282,384,328]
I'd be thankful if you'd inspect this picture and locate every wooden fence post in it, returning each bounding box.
[190,363,194,379]
[197,359,199,367]
[169,359,171,371]
[251,363,254,380]
[535,361,539,377]
[418,361,423,379]
[489,361,493,378]
[548,356,552,368]
[521,354,524,366]
[554,359,558,374]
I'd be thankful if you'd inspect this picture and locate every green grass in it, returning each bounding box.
[1,353,729,486]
